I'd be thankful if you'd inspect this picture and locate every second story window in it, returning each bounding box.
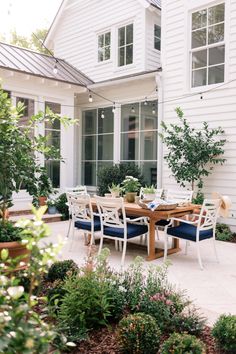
[118,23,133,66]
[154,24,161,51]
[98,31,111,62]
[191,3,225,88]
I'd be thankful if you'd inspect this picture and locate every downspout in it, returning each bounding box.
[155,72,163,188]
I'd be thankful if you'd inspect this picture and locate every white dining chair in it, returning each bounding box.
[65,186,87,238]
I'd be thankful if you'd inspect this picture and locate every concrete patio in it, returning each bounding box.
[45,220,236,326]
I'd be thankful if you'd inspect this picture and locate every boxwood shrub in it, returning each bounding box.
[212,314,236,353]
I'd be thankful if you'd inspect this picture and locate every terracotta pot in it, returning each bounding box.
[125,192,137,203]
[0,209,9,220]
[0,241,30,270]
[39,196,47,206]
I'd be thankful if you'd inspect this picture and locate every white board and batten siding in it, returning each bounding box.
[51,0,161,82]
[162,0,236,228]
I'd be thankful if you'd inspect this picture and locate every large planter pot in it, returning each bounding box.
[48,206,57,214]
[39,196,47,206]
[0,241,30,270]
[125,192,137,203]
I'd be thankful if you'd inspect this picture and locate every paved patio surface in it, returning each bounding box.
[44,220,236,326]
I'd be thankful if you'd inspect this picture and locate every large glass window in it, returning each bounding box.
[120,101,158,185]
[154,25,161,51]
[98,31,111,62]
[45,102,61,188]
[118,24,133,66]
[191,3,225,87]
[81,107,114,186]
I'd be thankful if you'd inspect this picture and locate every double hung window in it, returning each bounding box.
[98,31,111,62]
[118,24,133,66]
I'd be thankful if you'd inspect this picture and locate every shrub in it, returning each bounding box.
[97,163,146,196]
[0,221,22,242]
[55,193,69,220]
[47,259,79,282]
[47,279,67,314]
[117,313,161,354]
[212,314,236,352]
[161,333,206,354]
[216,223,233,242]
[172,307,206,336]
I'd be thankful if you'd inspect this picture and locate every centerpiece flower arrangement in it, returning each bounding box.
[121,176,141,202]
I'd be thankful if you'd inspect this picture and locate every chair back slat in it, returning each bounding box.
[166,189,193,203]
[198,199,221,230]
[69,194,93,222]
[95,196,126,229]
[66,186,87,215]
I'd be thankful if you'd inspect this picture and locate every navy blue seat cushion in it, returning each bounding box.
[104,223,148,239]
[167,222,213,242]
[156,219,170,227]
[74,215,101,231]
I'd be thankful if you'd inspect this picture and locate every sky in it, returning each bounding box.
[0,0,62,39]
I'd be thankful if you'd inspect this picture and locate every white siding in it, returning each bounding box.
[162,0,236,228]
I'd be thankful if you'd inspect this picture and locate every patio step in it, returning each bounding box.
[9,212,62,224]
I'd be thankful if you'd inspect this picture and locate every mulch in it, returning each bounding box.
[70,325,222,354]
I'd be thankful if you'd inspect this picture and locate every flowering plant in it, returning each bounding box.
[46,198,56,207]
[121,176,141,193]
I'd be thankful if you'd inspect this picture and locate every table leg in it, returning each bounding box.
[147,218,156,261]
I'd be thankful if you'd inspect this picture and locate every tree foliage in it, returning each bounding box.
[160,107,226,191]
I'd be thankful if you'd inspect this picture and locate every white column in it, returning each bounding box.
[155,73,163,188]
[113,103,121,164]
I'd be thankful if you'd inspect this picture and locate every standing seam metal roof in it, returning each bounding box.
[0,42,93,86]
[148,0,161,9]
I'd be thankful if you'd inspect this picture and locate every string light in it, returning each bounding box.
[112,103,116,113]
[53,62,58,75]
[88,91,93,103]
[144,97,148,105]
[131,106,135,113]
[101,110,105,119]
[200,93,203,100]
[152,104,156,115]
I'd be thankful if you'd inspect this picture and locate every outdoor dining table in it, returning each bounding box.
[91,198,195,261]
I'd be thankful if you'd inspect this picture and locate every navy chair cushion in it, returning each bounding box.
[156,219,169,227]
[167,222,213,242]
[74,215,101,232]
[104,223,148,239]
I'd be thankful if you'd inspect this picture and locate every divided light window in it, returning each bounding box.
[191,3,225,87]
[154,24,161,51]
[98,31,111,62]
[118,23,133,66]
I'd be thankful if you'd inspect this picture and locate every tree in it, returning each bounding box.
[160,107,226,193]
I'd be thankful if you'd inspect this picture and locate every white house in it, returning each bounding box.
[1,0,235,228]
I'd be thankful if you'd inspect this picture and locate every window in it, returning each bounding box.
[98,31,111,62]
[191,3,225,87]
[16,97,34,128]
[81,108,114,186]
[118,24,133,66]
[45,102,61,188]
[154,24,161,51]
[120,101,158,184]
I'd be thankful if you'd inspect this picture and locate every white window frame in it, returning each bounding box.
[190,2,225,88]
[118,23,134,67]
[154,24,161,51]
[97,31,111,63]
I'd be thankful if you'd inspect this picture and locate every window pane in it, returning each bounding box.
[118,27,125,46]
[98,48,104,62]
[208,65,224,85]
[192,10,207,30]
[126,24,133,44]
[126,44,133,65]
[121,132,139,161]
[82,162,96,186]
[98,134,113,160]
[45,160,60,188]
[154,25,161,38]
[16,98,34,126]
[45,102,61,129]
[45,130,60,149]
[208,23,224,44]
[141,131,157,160]
[209,45,225,66]
[154,37,161,50]
[141,101,158,131]
[192,68,207,87]
[118,47,125,66]
[192,49,207,69]
[192,29,206,48]
[141,162,157,185]
[82,136,96,160]
[121,103,139,132]
[98,34,104,47]
[83,110,96,134]
[105,32,110,46]
[98,107,113,133]
[104,46,110,60]
[208,3,225,25]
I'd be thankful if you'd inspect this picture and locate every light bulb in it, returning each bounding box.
[152,104,156,115]
[88,93,93,103]
[144,97,148,105]
[101,110,105,119]
[131,106,135,113]
[112,104,115,113]
[53,63,58,74]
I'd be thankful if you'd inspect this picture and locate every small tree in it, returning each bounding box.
[160,108,226,193]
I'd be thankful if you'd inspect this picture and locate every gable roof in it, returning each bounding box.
[0,42,93,87]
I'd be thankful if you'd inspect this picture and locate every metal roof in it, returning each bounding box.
[0,42,93,87]
[148,0,161,9]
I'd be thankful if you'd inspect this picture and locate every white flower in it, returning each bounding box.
[118,285,127,293]
[21,240,28,245]
[0,275,8,286]
[7,286,24,300]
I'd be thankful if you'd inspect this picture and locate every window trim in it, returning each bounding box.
[190,2,225,89]
[117,23,134,67]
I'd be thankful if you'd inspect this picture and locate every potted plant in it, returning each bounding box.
[142,185,157,200]
[109,183,121,198]
[47,198,57,214]
[121,176,141,203]
[35,168,54,207]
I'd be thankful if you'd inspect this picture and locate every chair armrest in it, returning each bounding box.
[93,212,100,217]
[170,217,198,225]
[126,216,148,223]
